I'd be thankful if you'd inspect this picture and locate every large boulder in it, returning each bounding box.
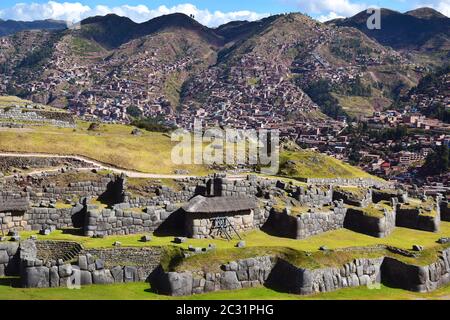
[111,266,124,283]
[92,269,114,284]
[220,271,242,290]
[19,240,37,261]
[0,242,19,256]
[124,266,138,283]
[166,272,193,296]
[78,255,88,270]
[58,264,73,277]
[49,266,59,287]
[0,250,9,265]
[80,270,93,286]
[23,266,50,288]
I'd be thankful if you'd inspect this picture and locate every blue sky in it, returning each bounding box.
[0,1,448,26]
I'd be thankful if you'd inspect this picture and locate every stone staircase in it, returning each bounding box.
[35,240,84,263]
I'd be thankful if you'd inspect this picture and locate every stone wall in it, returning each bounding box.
[185,210,255,239]
[0,191,30,212]
[0,107,75,128]
[26,205,84,230]
[20,240,165,288]
[372,190,407,204]
[300,178,391,189]
[267,257,384,295]
[0,204,84,233]
[29,178,114,203]
[344,207,396,238]
[396,205,440,233]
[0,242,19,276]
[0,156,90,173]
[440,201,450,222]
[265,202,347,240]
[153,256,275,296]
[208,177,262,197]
[35,241,83,262]
[84,204,174,237]
[292,186,333,207]
[84,247,165,282]
[381,247,450,292]
[157,247,450,296]
[155,255,384,296]
[333,188,372,207]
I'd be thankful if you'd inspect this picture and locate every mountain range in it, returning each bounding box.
[0,19,66,37]
[329,8,450,63]
[0,7,447,125]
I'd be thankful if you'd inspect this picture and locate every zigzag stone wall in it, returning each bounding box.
[154,256,385,296]
[155,246,450,296]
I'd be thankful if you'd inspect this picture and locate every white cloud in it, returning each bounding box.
[293,0,367,17]
[317,12,345,22]
[0,1,269,27]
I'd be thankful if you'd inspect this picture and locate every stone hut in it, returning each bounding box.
[183,195,257,239]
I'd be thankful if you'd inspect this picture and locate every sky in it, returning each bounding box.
[0,0,448,26]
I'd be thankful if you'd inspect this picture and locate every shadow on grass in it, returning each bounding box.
[61,228,84,236]
[0,277,21,288]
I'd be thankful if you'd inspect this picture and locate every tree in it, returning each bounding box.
[302,79,347,119]
[127,106,142,118]
[423,144,449,175]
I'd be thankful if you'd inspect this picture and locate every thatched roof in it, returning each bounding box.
[183,195,257,214]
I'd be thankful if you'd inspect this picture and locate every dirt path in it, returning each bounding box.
[0,152,246,180]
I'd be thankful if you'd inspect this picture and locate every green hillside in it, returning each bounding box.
[279,150,381,180]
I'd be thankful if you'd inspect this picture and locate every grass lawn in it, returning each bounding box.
[0,96,66,112]
[0,95,381,180]
[0,121,209,175]
[0,278,449,300]
[0,119,382,181]
[15,221,450,253]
